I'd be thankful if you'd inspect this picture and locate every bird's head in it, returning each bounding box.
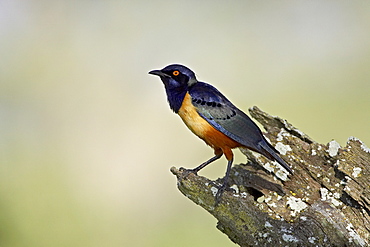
[149,64,198,112]
[149,64,198,90]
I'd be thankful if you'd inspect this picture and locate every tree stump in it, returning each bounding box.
[171,106,370,247]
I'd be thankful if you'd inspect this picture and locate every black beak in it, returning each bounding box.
[149,69,169,77]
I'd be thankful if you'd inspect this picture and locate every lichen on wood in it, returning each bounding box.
[171,106,370,247]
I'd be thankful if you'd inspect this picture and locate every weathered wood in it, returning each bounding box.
[171,106,370,246]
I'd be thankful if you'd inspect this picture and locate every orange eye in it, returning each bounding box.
[172,70,180,76]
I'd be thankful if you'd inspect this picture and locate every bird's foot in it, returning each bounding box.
[215,182,227,206]
[178,167,198,181]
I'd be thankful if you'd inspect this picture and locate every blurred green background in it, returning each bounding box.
[1,1,369,246]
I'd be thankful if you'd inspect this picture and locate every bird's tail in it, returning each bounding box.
[258,140,293,174]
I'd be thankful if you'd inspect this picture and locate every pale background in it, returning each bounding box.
[1,1,369,246]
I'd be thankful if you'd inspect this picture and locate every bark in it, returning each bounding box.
[171,106,370,247]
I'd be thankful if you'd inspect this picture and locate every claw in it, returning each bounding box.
[215,183,227,206]
[182,168,198,177]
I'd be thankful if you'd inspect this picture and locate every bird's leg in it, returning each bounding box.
[182,153,222,178]
[191,153,222,174]
[182,149,223,178]
[214,148,235,205]
[215,158,233,205]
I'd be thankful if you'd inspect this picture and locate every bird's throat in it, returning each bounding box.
[165,87,187,113]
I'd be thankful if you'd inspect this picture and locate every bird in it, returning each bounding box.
[149,64,292,204]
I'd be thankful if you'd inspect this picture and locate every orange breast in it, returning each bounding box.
[178,92,241,153]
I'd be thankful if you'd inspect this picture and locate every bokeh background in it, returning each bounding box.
[1,1,369,246]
